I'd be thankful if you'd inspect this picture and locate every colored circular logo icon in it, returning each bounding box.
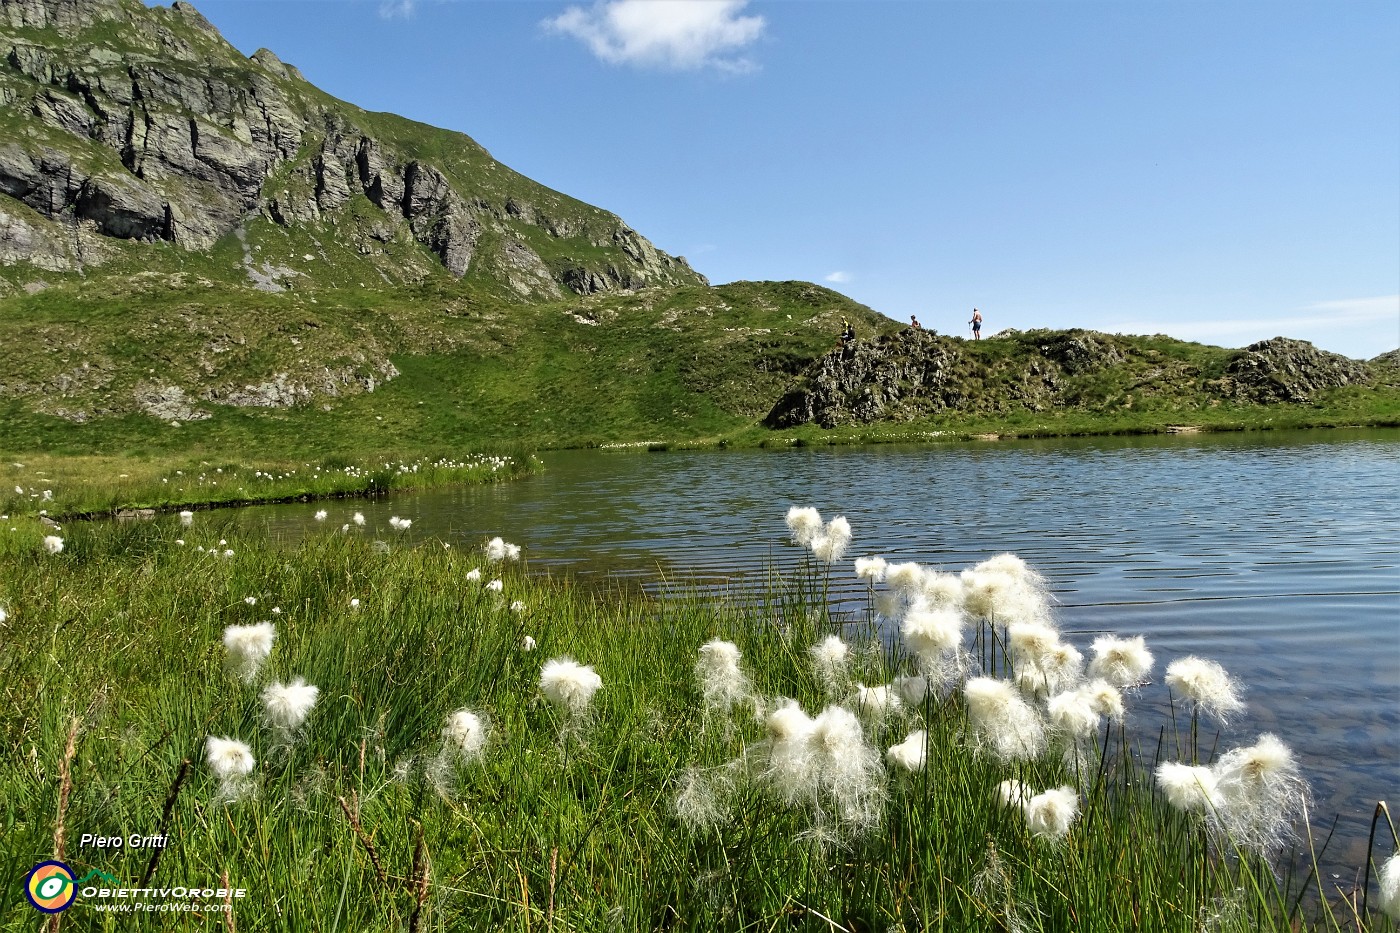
[25,861,77,914]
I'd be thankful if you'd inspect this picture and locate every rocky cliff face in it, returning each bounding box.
[0,0,704,296]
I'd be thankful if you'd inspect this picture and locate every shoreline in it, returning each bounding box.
[5,411,1397,518]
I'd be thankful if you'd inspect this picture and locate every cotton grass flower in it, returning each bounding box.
[510,600,527,614]
[809,634,849,695]
[964,677,1046,763]
[485,536,521,562]
[205,736,256,803]
[997,779,1027,809]
[486,579,503,593]
[352,512,365,526]
[441,709,490,761]
[314,509,327,521]
[892,673,928,706]
[808,515,853,563]
[1088,634,1154,687]
[205,736,255,781]
[43,535,64,554]
[1210,733,1309,854]
[1014,641,1084,698]
[807,704,886,832]
[1165,656,1245,723]
[261,678,319,736]
[919,570,966,608]
[522,635,537,652]
[388,516,411,531]
[901,605,964,661]
[179,509,194,525]
[854,556,887,582]
[429,708,491,797]
[1155,762,1223,814]
[540,657,603,718]
[694,639,753,716]
[223,622,276,683]
[757,700,818,807]
[884,561,925,595]
[1046,689,1101,741]
[960,555,1052,628]
[785,506,823,546]
[853,683,901,723]
[1082,679,1124,721]
[465,567,482,583]
[1021,786,1079,841]
[886,730,927,773]
[1378,853,1400,922]
[673,762,743,832]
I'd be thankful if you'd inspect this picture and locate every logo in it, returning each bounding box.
[24,861,77,914]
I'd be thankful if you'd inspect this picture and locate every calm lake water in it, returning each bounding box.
[234,429,1400,874]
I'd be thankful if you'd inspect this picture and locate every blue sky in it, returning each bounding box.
[184,0,1398,359]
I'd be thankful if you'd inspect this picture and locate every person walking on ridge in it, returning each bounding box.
[970,308,982,340]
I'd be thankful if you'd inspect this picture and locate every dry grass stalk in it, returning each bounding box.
[337,792,388,886]
[222,870,236,933]
[141,758,191,886]
[47,715,81,933]
[408,822,431,933]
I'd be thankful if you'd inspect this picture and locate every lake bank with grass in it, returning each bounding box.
[3,510,1393,931]
[0,450,539,521]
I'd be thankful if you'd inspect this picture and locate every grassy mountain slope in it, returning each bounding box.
[0,0,1395,462]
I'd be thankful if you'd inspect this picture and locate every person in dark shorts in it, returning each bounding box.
[910,315,921,329]
[970,308,982,339]
[840,318,856,345]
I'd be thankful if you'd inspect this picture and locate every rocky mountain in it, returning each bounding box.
[0,0,703,297]
[0,0,1392,451]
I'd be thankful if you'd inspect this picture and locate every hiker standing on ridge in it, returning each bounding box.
[970,308,982,340]
[840,317,856,346]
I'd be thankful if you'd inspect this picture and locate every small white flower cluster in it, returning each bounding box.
[820,509,1287,854]
[389,516,412,531]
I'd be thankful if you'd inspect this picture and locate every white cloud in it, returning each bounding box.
[825,271,851,284]
[543,0,765,72]
[379,0,415,19]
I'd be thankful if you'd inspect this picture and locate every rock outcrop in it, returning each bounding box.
[1218,337,1370,404]
[0,0,705,296]
[766,330,971,428]
[767,329,1380,428]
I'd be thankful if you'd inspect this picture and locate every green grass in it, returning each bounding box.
[0,449,538,519]
[0,517,1389,931]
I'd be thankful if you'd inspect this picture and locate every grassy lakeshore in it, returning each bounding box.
[3,393,1397,518]
[0,450,538,520]
[1,516,1392,931]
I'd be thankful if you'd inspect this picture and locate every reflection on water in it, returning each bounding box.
[233,429,1400,870]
